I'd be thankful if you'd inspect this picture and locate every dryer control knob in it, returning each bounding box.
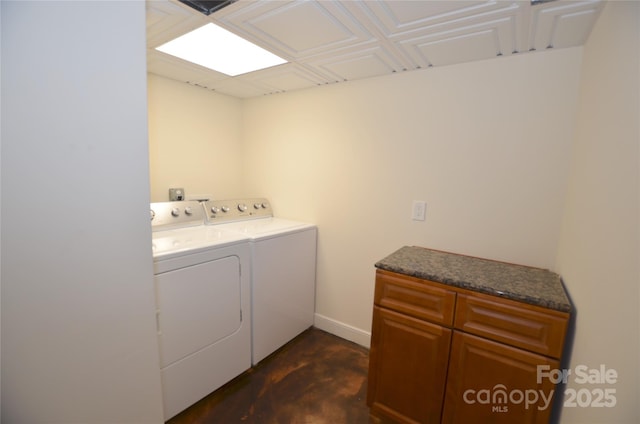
[171,208,180,217]
[238,203,248,212]
[150,210,155,220]
[221,206,230,213]
[210,206,220,214]
[253,203,261,210]
[184,206,193,215]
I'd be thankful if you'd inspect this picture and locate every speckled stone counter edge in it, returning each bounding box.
[375,246,572,313]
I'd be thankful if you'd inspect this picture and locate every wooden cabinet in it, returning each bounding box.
[367,269,569,424]
[367,271,456,423]
[368,307,451,423]
[442,332,559,424]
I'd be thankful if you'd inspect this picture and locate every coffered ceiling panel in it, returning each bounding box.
[146,0,604,98]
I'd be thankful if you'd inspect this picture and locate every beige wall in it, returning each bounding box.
[556,2,640,423]
[148,74,244,202]
[240,48,582,339]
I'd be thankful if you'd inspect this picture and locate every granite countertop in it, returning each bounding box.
[375,246,571,313]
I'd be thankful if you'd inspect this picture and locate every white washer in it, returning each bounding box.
[151,201,251,420]
[202,198,317,365]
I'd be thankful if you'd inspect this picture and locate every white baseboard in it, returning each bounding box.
[313,313,371,348]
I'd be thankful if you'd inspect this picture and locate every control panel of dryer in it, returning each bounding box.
[202,198,272,224]
[150,200,205,230]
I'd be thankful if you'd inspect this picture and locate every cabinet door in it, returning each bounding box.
[368,306,452,424]
[442,331,559,424]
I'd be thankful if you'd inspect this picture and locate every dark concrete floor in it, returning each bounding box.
[167,328,373,424]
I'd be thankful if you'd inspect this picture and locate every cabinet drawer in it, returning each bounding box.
[454,293,568,358]
[375,270,456,326]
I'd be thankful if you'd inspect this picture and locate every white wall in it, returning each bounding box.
[556,2,640,423]
[1,2,164,422]
[148,74,243,202]
[240,49,582,339]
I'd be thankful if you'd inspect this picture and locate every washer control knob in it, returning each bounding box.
[171,208,180,217]
[261,203,268,209]
[150,210,155,220]
[221,205,230,213]
[238,203,248,212]
[253,203,262,210]
[210,206,220,214]
[184,206,193,215]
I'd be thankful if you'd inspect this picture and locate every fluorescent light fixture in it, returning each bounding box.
[156,23,287,76]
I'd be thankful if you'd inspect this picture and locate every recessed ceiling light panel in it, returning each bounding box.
[156,23,288,76]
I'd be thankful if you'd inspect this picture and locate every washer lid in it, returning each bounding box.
[152,225,249,259]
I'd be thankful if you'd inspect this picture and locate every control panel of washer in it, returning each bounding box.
[202,198,272,223]
[150,200,205,230]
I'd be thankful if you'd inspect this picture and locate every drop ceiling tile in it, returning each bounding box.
[236,63,328,92]
[147,50,229,85]
[217,0,375,58]
[249,2,353,53]
[551,9,602,47]
[303,45,405,82]
[359,0,510,36]
[415,29,502,67]
[146,0,207,46]
[399,15,517,68]
[529,0,604,50]
[319,54,395,81]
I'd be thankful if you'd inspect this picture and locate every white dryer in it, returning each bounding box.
[151,201,251,420]
[202,199,317,365]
